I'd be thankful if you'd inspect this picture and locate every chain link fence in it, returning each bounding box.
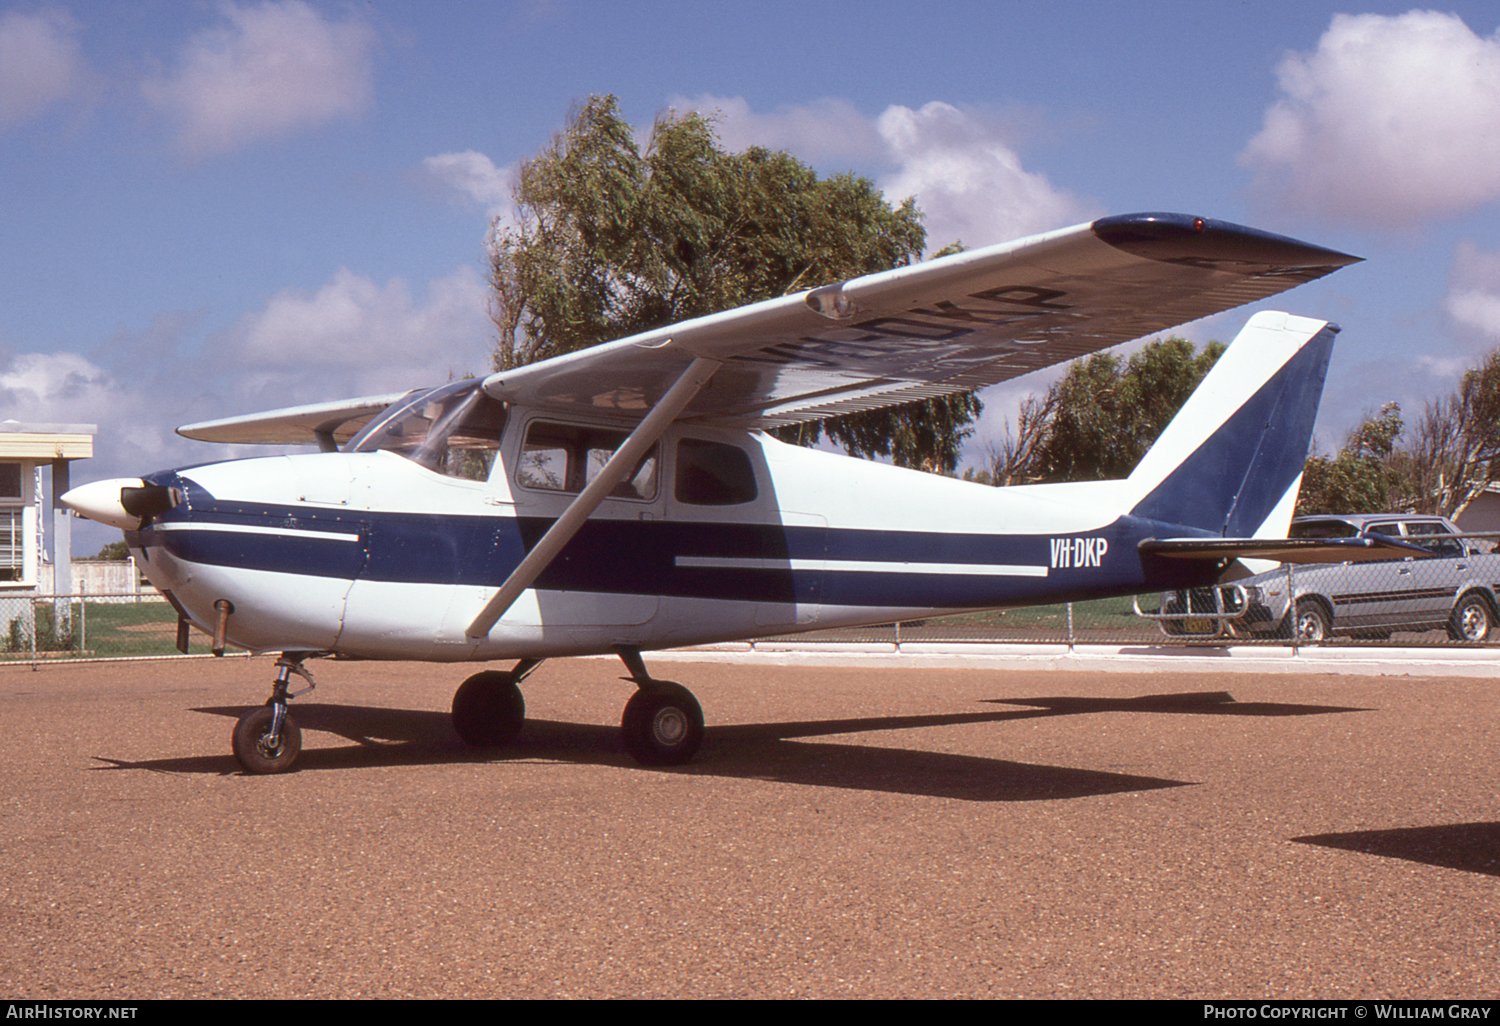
[0,591,220,662]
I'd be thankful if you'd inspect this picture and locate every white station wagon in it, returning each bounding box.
[1150,514,1500,642]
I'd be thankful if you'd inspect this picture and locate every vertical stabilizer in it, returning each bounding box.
[1127,311,1338,536]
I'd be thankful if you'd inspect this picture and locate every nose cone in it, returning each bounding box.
[62,477,151,530]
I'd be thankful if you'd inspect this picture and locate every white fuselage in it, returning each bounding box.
[125,418,1204,661]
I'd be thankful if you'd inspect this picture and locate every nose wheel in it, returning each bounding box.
[232,654,316,774]
[232,705,302,774]
[621,681,703,766]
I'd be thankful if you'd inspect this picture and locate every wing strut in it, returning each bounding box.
[466,355,723,640]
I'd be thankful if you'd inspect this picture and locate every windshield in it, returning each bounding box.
[347,380,507,481]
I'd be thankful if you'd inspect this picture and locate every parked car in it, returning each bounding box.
[1142,513,1500,642]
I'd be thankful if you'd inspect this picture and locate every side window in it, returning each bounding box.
[517,422,657,500]
[1405,521,1464,558]
[675,438,757,506]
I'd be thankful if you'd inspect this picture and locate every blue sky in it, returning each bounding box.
[6,1,1500,549]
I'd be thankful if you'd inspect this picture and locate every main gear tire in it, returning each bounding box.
[621,683,704,767]
[452,671,526,747]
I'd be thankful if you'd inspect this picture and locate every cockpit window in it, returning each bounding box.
[347,380,507,482]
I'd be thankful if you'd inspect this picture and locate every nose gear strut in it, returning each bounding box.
[231,653,317,774]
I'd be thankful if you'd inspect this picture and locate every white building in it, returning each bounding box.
[0,421,95,651]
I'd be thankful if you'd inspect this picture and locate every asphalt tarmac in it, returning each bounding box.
[2,653,1497,999]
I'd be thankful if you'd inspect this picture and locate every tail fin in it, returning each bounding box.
[1126,311,1338,537]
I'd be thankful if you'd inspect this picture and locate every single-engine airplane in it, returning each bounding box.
[64,213,1403,774]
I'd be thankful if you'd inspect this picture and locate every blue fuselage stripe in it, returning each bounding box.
[133,480,1221,609]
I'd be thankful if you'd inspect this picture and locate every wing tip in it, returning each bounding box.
[1091,212,1362,270]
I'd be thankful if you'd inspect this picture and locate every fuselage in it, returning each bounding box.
[118,411,1219,661]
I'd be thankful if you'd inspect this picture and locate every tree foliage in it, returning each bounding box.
[1404,349,1500,518]
[1297,348,1500,519]
[975,337,1224,485]
[86,540,130,561]
[489,95,979,472]
[1295,402,1408,516]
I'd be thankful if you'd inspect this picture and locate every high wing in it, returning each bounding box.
[480,212,1360,427]
[173,213,1357,446]
[179,392,410,448]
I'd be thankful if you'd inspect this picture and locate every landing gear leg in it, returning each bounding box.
[616,647,704,767]
[232,653,317,774]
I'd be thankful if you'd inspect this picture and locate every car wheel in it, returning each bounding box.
[1292,600,1330,644]
[1447,593,1495,642]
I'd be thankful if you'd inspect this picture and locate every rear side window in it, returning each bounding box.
[1404,521,1464,557]
[675,438,757,506]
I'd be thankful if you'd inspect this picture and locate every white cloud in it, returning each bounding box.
[875,102,1095,249]
[0,9,86,130]
[1240,11,1500,228]
[0,351,111,415]
[228,265,494,397]
[424,150,516,221]
[1446,240,1500,342]
[669,93,886,165]
[0,350,179,473]
[667,94,1094,252]
[143,0,377,157]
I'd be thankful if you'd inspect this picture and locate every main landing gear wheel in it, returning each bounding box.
[452,670,527,747]
[621,682,704,767]
[232,705,302,775]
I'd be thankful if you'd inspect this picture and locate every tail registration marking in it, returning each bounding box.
[1051,536,1109,569]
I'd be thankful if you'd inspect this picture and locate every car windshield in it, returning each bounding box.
[346,380,507,481]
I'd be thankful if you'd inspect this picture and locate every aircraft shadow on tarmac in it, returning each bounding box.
[1293,824,1500,877]
[92,689,1364,803]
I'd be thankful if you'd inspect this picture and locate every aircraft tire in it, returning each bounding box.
[621,682,703,767]
[452,671,526,747]
[232,706,302,774]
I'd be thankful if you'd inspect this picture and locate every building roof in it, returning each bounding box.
[0,421,96,460]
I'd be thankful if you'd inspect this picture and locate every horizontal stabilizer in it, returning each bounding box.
[1140,536,1429,564]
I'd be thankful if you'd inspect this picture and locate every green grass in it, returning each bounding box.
[0,600,214,660]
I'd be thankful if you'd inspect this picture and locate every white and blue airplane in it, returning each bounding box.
[63,213,1397,774]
